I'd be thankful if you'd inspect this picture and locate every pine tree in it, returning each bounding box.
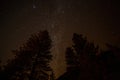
[65,47,79,71]
[65,33,99,80]
[2,30,52,80]
[97,44,120,80]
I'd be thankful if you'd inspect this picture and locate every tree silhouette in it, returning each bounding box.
[57,33,120,80]
[65,33,99,80]
[66,33,98,69]
[97,44,120,80]
[2,30,53,80]
[72,33,99,60]
[65,47,80,71]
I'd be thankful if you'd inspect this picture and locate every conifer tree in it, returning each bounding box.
[2,30,52,80]
[66,33,98,69]
[65,33,99,80]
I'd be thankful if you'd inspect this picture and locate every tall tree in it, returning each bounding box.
[65,47,79,71]
[65,33,99,80]
[2,30,52,80]
[97,44,120,80]
[72,33,99,60]
[66,33,98,69]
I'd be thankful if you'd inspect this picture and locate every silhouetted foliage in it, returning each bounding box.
[72,33,99,60]
[63,34,120,80]
[1,31,120,80]
[97,44,120,80]
[1,30,53,80]
[66,33,99,71]
[65,47,78,70]
[63,33,99,80]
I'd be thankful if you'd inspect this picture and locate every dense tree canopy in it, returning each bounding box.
[64,33,120,80]
[1,30,53,80]
[0,31,120,80]
[66,33,99,71]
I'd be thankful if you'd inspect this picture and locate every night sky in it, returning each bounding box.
[1,0,120,78]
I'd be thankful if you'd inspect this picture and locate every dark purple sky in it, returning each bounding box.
[1,0,120,78]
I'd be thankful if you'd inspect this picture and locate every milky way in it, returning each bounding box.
[1,0,120,78]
